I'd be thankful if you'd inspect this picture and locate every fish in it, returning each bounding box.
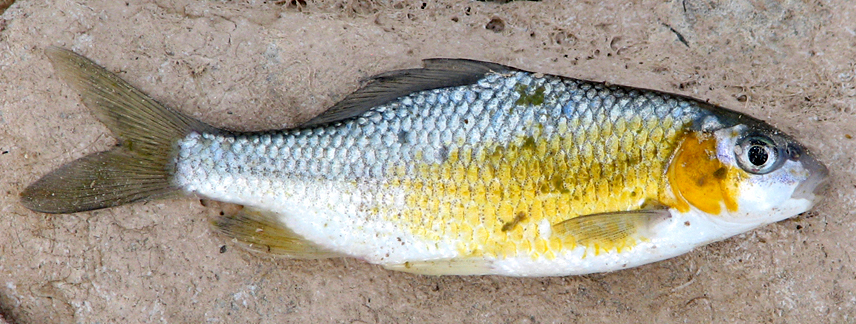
[20,47,829,276]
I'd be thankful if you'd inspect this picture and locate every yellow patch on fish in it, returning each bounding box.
[381,121,687,259]
[666,132,744,215]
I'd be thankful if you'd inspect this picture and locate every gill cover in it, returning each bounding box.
[667,122,827,222]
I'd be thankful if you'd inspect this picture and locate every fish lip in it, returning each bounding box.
[791,150,830,201]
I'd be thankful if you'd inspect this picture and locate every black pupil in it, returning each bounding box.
[748,145,768,166]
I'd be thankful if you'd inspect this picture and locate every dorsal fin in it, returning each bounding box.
[302,59,517,127]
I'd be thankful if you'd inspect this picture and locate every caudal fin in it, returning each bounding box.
[20,47,215,213]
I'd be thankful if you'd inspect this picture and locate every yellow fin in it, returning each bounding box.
[214,207,341,259]
[553,209,671,247]
[383,259,494,276]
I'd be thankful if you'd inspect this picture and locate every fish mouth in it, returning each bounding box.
[791,150,830,201]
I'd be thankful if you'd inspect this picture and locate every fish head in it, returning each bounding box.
[667,120,829,227]
[716,124,828,224]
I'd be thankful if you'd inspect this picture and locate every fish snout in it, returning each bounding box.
[791,148,830,201]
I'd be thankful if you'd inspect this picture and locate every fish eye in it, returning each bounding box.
[735,134,782,174]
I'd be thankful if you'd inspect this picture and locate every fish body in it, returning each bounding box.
[22,48,829,276]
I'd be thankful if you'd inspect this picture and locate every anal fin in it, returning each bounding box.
[383,258,494,276]
[214,206,341,259]
[553,209,671,248]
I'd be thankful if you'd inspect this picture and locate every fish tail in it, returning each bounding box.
[20,47,216,213]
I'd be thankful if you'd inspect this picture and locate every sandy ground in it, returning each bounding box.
[1,0,855,322]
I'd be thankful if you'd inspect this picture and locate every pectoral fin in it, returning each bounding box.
[553,209,671,247]
[214,207,341,259]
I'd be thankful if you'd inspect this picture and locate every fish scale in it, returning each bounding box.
[173,70,701,262]
[23,48,827,276]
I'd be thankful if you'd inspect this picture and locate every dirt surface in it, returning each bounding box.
[1,0,855,322]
